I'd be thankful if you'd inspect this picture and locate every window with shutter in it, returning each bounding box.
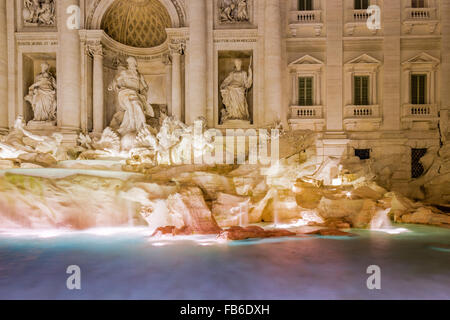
[298,0,313,11]
[412,0,426,8]
[354,76,369,105]
[298,77,313,106]
[411,74,426,105]
[354,0,369,10]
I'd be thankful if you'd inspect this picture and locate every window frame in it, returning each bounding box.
[298,0,313,11]
[298,76,314,106]
[353,75,370,106]
[410,74,427,105]
[412,0,426,8]
[354,0,370,10]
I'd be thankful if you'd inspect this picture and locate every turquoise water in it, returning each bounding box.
[0,224,449,300]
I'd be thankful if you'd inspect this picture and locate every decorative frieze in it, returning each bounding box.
[23,0,56,26]
[219,0,250,23]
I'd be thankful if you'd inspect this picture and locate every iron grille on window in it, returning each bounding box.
[354,0,369,10]
[355,149,371,160]
[298,0,313,11]
[411,148,427,179]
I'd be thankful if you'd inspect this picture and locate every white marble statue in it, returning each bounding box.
[220,58,253,123]
[220,0,249,23]
[23,0,55,25]
[25,62,57,122]
[108,57,155,136]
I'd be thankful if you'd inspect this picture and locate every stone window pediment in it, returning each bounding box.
[288,54,324,71]
[343,54,382,131]
[402,52,439,68]
[401,53,440,130]
[345,53,381,72]
[288,55,324,130]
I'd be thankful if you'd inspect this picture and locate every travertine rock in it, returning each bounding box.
[18,152,57,167]
[0,159,15,169]
[305,228,356,237]
[398,207,450,227]
[167,187,222,235]
[293,180,323,209]
[218,226,295,241]
[212,193,251,227]
[317,198,378,228]
[174,172,235,200]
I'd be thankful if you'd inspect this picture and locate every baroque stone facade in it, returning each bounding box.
[0,0,449,194]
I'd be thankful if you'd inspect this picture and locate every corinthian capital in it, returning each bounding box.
[86,41,103,58]
[169,40,185,56]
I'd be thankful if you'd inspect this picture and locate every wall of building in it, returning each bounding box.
[0,0,449,189]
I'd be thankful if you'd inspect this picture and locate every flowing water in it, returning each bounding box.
[0,224,448,300]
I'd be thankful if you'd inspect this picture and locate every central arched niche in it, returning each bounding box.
[100,0,172,48]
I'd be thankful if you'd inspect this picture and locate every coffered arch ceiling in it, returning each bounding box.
[100,0,172,48]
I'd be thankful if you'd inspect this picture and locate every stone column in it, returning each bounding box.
[264,0,283,125]
[89,43,104,134]
[58,0,81,136]
[163,53,172,118]
[0,0,7,132]
[187,0,207,124]
[171,43,184,121]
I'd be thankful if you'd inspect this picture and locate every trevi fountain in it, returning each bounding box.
[0,0,449,300]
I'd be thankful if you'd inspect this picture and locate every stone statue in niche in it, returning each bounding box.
[108,56,155,136]
[25,62,57,123]
[23,0,55,26]
[220,0,249,23]
[220,58,253,123]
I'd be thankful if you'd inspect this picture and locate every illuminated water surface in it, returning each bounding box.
[0,224,449,299]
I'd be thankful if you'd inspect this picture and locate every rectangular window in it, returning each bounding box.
[355,149,371,160]
[411,148,427,179]
[354,0,369,10]
[412,0,426,8]
[354,76,369,105]
[298,77,313,106]
[298,0,313,11]
[411,74,427,105]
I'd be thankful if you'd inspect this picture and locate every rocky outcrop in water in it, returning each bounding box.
[167,187,222,235]
[218,226,295,241]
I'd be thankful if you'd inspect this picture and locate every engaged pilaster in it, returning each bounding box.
[57,0,81,138]
[187,0,207,124]
[0,1,7,132]
[264,0,283,125]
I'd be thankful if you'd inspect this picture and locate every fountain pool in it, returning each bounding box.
[0,224,448,300]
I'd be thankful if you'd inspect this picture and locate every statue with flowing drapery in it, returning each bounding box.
[25,62,57,122]
[108,57,154,136]
[220,58,253,123]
